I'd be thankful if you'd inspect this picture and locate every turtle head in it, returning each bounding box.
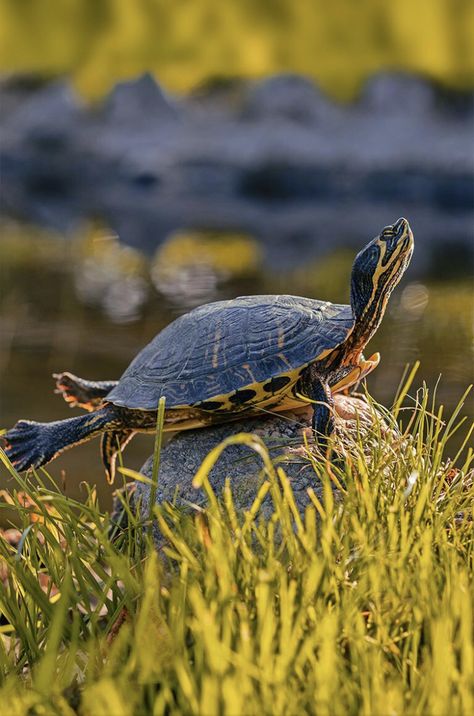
[350,217,414,333]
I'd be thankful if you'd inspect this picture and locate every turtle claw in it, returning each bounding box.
[53,372,83,409]
[2,420,51,472]
[52,372,114,411]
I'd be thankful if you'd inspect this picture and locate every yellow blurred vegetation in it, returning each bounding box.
[78,223,146,276]
[153,231,261,277]
[0,222,67,268]
[0,0,473,98]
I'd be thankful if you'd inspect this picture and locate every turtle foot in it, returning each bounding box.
[2,420,53,472]
[53,372,117,411]
[53,372,97,411]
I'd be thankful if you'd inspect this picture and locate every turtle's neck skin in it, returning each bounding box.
[322,218,414,371]
[347,238,412,357]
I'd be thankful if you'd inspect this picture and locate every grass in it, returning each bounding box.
[0,376,473,715]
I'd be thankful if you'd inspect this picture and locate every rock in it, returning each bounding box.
[132,394,398,551]
[101,72,179,126]
[241,74,342,126]
[357,72,435,118]
[1,71,473,267]
[2,81,83,147]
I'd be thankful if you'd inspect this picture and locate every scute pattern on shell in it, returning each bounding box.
[106,295,354,410]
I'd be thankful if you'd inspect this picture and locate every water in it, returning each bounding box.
[1,219,472,511]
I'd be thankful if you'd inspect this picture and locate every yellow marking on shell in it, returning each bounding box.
[161,340,378,430]
[162,415,213,431]
[157,354,380,434]
[174,349,381,427]
[277,352,293,369]
[160,393,311,432]
[242,363,255,381]
[159,379,311,432]
[212,328,221,369]
[264,394,310,413]
[193,368,304,413]
[278,328,285,348]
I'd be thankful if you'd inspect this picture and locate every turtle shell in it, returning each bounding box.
[106,295,354,410]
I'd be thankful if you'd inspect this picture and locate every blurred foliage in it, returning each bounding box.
[0,224,67,269]
[153,230,261,278]
[0,0,473,98]
[78,224,146,276]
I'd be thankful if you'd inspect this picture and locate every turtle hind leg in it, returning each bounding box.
[101,430,136,484]
[53,372,119,411]
[2,406,118,473]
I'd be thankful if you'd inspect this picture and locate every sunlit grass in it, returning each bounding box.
[0,379,473,715]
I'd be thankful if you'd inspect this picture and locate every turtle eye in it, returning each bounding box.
[381,228,394,241]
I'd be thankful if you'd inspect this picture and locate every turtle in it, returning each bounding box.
[2,217,414,483]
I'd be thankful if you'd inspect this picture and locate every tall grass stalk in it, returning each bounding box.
[0,379,472,714]
[148,396,166,541]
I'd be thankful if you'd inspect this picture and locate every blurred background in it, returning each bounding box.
[0,0,473,506]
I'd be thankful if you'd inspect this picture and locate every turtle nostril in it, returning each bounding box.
[392,217,408,236]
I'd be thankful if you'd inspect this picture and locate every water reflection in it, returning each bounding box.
[151,230,262,309]
[74,227,148,323]
[0,220,472,511]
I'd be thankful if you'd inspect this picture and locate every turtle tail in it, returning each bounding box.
[2,406,116,473]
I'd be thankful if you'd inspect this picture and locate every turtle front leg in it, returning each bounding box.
[298,369,335,452]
